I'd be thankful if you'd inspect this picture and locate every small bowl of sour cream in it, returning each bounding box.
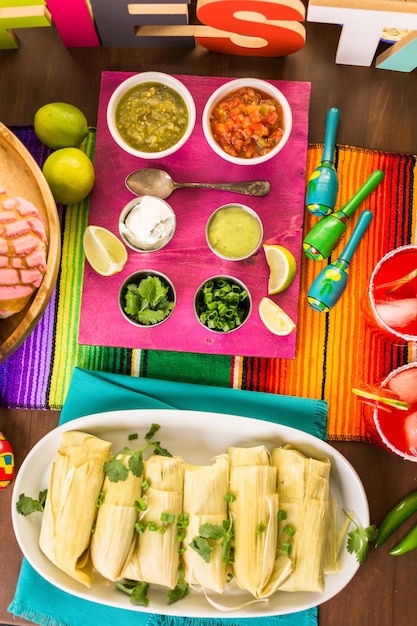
[206,203,263,261]
[119,195,176,253]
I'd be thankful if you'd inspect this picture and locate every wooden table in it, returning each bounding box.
[1,14,417,626]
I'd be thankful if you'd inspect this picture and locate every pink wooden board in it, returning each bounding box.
[79,72,311,358]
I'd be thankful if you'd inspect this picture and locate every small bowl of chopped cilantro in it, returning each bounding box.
[194,275,252,333]
[119,270,176,327]
[107,72,196,159]
[202,78,292,166]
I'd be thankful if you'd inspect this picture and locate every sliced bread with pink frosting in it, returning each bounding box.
[0,187,48,318]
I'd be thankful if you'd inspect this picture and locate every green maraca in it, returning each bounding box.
[303,169,384,261]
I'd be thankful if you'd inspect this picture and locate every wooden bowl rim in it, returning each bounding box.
[0,123,61,363]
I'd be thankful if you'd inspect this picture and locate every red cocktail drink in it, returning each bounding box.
[369,245,417,341]
[370,363,417,461]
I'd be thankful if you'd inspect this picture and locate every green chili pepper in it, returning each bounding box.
[389,522,417,556]
[375,489,417,548]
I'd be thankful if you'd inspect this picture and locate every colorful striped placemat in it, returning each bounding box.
[0,127,415,440]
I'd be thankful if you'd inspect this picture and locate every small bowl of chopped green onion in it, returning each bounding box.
[107,72,196,159]
[118,270,176,327]
[194,275,252,333]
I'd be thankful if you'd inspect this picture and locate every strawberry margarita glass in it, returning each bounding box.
[366,363,417,461]
[368,245,417,342]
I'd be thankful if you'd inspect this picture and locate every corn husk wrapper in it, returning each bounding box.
[227,446,291,599]
[324,499,351,574]
[90,453,143,581]
[182,454,229,594]
[272,446,330,593]
[123,455,184,589]
[39,431,112,587]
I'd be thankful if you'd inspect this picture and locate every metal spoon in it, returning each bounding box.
[125,168,271,199]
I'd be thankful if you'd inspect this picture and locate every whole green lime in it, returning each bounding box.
[34,102,89,149]
[42,147,95,205]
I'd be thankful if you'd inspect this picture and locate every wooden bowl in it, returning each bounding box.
[0,123,61,363]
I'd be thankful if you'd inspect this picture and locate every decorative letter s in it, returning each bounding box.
[196,0,306,57]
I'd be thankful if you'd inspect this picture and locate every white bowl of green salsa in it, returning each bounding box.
[107,72,196,159]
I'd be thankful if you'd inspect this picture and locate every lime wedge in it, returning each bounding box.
[83,225,128,277]
[263,244,297,294]
[258,297,296,336]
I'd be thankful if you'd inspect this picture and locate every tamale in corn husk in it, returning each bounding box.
[123,455,184,589]
[227,446,291,599]
[39,430,112,587]
[90,451,143,581]
[272,445,330,592]
[323,499,351,574]
[182,454,229,594]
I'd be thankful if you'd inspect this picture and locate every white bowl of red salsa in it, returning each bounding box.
[202,78,292,165]
[107,72,196,159]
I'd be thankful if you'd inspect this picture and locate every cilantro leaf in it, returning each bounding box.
[199,523,226,540]
[131,582,150,606]
[104,450,130,483]
[189,536,213,563]
[145,424,161,440]
[152,442,172,457]
[138,308,167,326]
[104,424,172,482]
[168,565,190,604]
[143,424,172,458]
[123,276,175,326]
[116,580,149,606]
[344,509,378,564]
[190,514,234,565]
[222,534,234,565]
[16,490,47,516]
[168,580,190,604]
[128,449,145,478]
[138,275,167,308]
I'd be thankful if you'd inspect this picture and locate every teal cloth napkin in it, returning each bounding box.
[9,367,328,626]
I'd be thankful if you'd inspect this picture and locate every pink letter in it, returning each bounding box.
[46,0,100,47]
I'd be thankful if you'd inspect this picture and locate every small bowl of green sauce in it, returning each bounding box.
[206,203,263,261]
[119,270,176,327]
[194,275,252,333]
[107,72,196,159]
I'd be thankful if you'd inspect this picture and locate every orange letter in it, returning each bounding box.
[196,0,305,56]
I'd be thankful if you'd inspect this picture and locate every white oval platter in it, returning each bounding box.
[11,409,369,618]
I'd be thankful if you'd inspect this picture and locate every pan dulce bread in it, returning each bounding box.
[0,186,47,318]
